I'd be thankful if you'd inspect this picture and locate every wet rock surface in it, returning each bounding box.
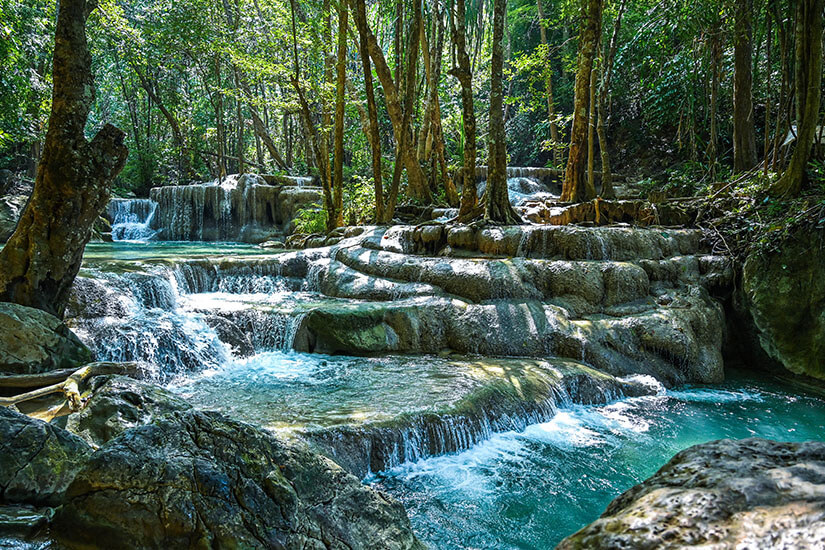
[0,407,92,506]
[54,409,424,550]
[557,438,825,550]
[736,227,825,381]
[58,374,192,447]
[0,302,93,375]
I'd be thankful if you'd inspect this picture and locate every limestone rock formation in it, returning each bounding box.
[53,410,424,549]
[557,438,825,549]
[0,302,93,375]
[736,227,825,381]
[0,194,28,242]
[0,407,92,506]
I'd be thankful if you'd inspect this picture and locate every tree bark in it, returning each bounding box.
[350,0,384,223]
[769,0,824,196]
[733,0,758,172]
[485,0,521,224]
[707,17,722,180]
[0,0,127,318]
[537,0,562,168]
[451,0,480,220]
[596,0,625,198]
[332,2,347,229]
[561,0,602,203]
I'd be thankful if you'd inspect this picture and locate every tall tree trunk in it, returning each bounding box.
[770,0,791,172]
[587,50,598,193]
[451,0,480,220]
[733,0,758,172]
[561,0,602,203]
[596,0,625,199]
[401,0,431,203]
[331,2,347,229]
[707,18,722,180]
[289,0,333,218]
[537,0,562,167]
[352,0,430,208]
[351,0,383,222]
[321,0,333,196]
[769,0,824,196]
[763,10,773,175]
[485,0,521,224]
[0,0,127,318]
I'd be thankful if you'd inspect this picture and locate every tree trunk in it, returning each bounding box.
[763,10,772,176]
[561,0,602,203]
[596,0,625,199]
[451,0,480,220]
[0,0,127,318]
[331,2,347,229]
[290,0,333,223]
[537,0,562,168]
[355,0,430,207]
[587,51,598,194]
[769,0,824,196]
[485,0,521,224]
[733,0,758,172]
[351,0,383,223]
[707,18,721,180]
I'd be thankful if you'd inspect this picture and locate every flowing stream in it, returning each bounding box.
[75,241,825,550]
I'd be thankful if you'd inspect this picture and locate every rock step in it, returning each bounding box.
[300,358,657,478]
[290,292,724,386]
[374,224,706,260]
[333,245,732,305]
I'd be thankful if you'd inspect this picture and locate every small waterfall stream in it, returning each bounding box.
[108,198,159,241]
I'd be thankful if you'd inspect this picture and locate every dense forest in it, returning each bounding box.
[3,0,823,228]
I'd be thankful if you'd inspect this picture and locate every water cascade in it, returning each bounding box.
[107,198,159,241]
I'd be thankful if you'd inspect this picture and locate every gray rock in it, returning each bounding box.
[0,194,28,242]
[0,302,93,375]
[0,407,92,506]
[53,410,424,549]
[60,375,192,448]
[557,438,825,549]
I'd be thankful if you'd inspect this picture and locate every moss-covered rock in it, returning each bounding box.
[0,302,93,375]
[0,407,92,506]
[736,227,825,381]
[557,438,825,550]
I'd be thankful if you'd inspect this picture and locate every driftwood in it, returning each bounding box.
[0,362,140,411]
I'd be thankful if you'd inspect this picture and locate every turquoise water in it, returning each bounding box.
[372,372,825,549]
[84,241,276,262]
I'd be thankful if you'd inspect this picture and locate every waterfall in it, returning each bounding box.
[108,198,159,241]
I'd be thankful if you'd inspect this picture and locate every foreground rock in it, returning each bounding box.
[58,375,192,447]
[0,407,92,506]
[736,227,825,382]
[0,302,93,375]
[54,410,424,549]
[558,438,825,549]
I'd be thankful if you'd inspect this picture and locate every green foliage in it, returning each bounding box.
[344,174,376,226]
[293,207,326,235]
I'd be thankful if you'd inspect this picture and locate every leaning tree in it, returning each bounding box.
[0,0,128,318]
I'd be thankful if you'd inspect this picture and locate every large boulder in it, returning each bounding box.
[558,438,825,549]
[0,302,93,375]
[53,410,424,549]
[0,407,92,506]
[736,227,825,381]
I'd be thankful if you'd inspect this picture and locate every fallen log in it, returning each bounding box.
[0,362,140,411]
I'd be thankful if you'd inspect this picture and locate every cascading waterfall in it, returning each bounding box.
[108,198,159,241]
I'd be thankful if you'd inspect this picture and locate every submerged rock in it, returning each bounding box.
[0,302,93,375]
[0,407,92,506]
[54,410,424,549]
[736,227,825,381]
[557,438,825,549]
